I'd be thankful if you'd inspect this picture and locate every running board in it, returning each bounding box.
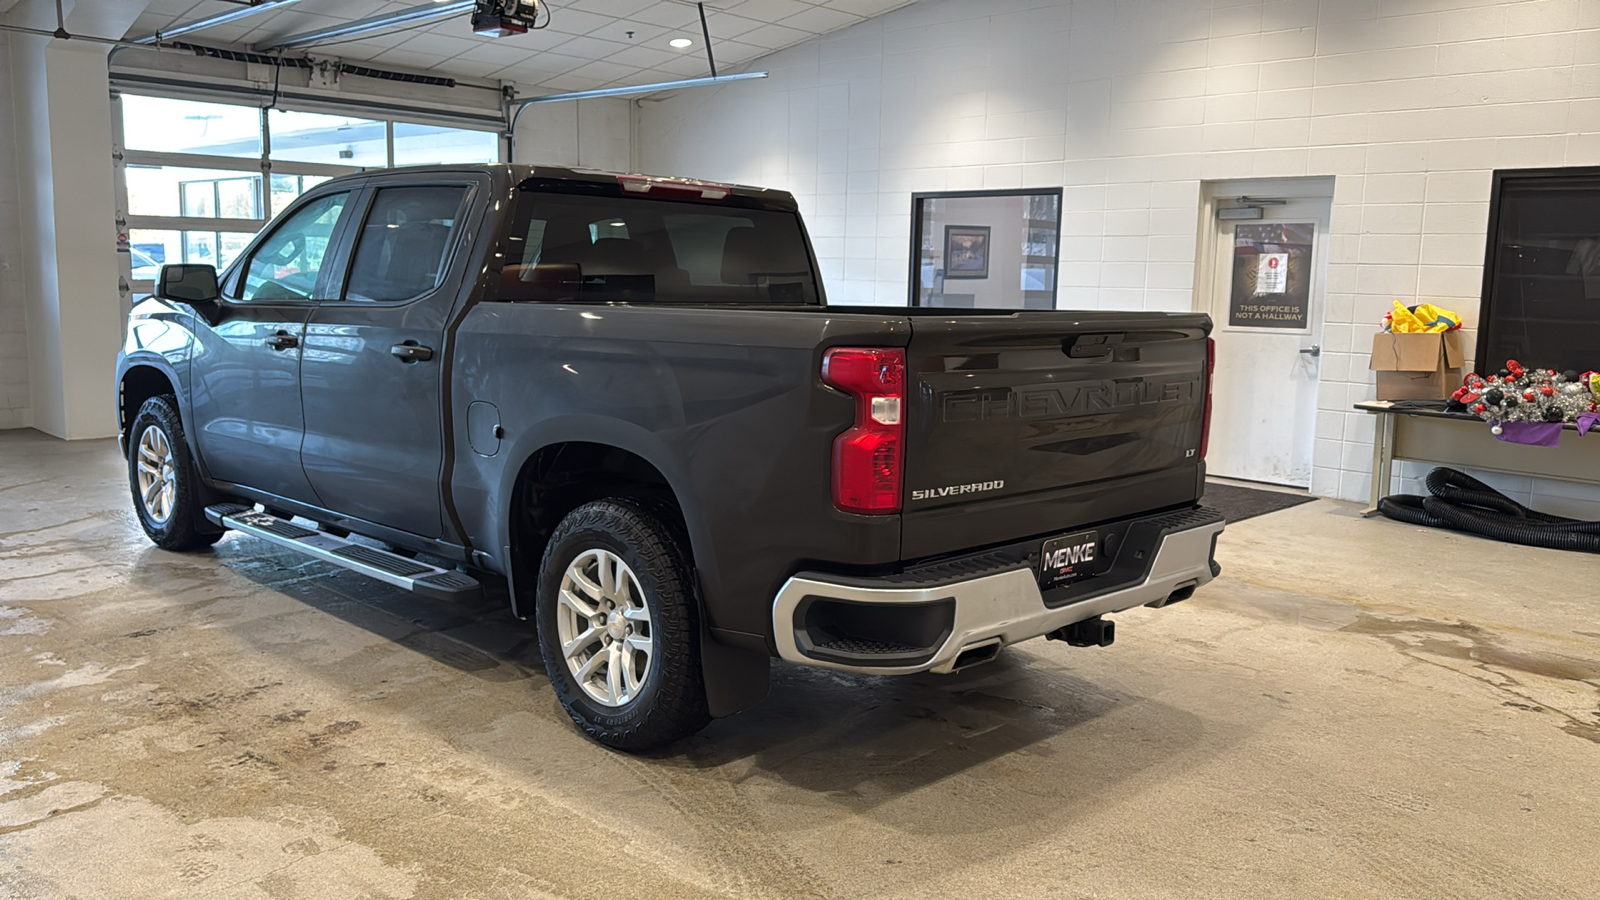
[204,504,481,602]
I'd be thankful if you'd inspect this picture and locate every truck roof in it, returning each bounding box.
[317,163,798,209]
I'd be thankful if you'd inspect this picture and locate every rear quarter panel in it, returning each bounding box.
[450,303,911,642]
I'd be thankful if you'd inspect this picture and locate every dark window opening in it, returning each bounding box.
[500,188,820,306]
[1478,167,1600,374]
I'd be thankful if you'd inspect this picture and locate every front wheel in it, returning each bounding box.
[536,499,710,751]
[128,395,222,551]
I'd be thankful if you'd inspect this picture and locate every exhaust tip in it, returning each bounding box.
[950,640,1002,671]
[1146,578,1200,609]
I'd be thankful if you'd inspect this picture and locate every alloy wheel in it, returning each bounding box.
[556,548,654,707]
[136,425,177,525]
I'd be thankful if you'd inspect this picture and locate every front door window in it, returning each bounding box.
[239,192,349,302]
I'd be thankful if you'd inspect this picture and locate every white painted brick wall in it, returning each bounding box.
[0,34,32,431]
[638,0,1600,518]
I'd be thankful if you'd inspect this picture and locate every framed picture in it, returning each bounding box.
[943,225,991,279]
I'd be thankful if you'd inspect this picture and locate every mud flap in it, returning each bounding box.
[700,621,771,718]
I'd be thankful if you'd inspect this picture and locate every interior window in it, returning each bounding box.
[239,192,349,302]
[343,185,468,303]
[1480,174,1600,372]
[501,188,819,305]
[589,219,629,242]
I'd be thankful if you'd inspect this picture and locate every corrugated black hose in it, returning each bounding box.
[1378,467,1600,552]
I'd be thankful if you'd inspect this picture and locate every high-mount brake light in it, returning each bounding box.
[1200,336,1215,460]
[616,174,731,200]
[821,347,906,514]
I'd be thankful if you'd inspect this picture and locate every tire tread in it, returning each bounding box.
[537,498,710,751]
[128,395,223,552]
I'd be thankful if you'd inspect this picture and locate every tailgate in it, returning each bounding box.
[901,311,1211,560]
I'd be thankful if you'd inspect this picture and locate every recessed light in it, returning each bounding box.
[669,37,693,49]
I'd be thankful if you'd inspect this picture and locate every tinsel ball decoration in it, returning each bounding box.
[1461,359,1598,428]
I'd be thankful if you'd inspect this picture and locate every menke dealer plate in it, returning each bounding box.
[1039,530,1101,591]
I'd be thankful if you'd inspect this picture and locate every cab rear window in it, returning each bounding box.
[500,189,820,306]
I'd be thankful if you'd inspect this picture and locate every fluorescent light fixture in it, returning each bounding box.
[517,71,768,105]
[669,37,693,48]
[131,0,304,44]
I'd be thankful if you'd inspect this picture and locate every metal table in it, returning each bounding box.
[1354,400,1599,516]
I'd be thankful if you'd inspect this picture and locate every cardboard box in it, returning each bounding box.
[1370,331,1464,400]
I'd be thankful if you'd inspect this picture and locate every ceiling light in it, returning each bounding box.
[669,37,693,48]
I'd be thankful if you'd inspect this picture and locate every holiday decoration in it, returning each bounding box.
[1452,360,1600,444]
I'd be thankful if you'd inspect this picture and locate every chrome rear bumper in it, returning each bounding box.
[772,515,1224,675]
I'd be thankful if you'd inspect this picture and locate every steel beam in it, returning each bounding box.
[131,0,304,45]
[258,0,474,52]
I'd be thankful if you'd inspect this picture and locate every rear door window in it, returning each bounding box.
[343,185,469,303]
[502,189,819,305]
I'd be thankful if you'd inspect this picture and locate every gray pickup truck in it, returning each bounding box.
[117,164,1224,750]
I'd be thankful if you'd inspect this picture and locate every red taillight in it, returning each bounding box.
[822,347,906,514]
[1200,336,1215,460]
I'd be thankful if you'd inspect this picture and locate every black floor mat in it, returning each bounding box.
[1203,481,1316,523]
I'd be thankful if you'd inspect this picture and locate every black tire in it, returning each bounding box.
[536,499,710,751]
[127,395,223,552]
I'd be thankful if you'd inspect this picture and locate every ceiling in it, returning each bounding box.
[122,0,918,94]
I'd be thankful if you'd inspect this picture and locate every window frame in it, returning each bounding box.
[111,90,504,303]
[1475,164,1600,373]
[228,185,363,305]
[327,176,482,307]
[907,187,1065,308]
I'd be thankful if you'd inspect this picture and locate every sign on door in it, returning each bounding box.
[1229,222,1314,329]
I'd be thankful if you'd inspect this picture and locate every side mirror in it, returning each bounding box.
[155,264,220,304]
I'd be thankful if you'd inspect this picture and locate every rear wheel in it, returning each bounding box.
[128,395,222,551]
[536,499,710,751]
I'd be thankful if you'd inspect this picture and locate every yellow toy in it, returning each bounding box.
[1389,300,1461,333]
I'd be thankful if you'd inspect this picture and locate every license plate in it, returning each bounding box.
[1039,530,1101,591]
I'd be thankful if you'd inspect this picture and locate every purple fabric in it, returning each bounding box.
[1578,413,1600,436]
[1495,422,1563,447]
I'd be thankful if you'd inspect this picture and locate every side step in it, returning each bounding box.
[205,504,481,602]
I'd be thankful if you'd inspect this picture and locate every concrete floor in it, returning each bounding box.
[1,429,1597,899]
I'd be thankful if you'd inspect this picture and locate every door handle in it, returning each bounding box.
[265,331,299,350]
[391,343,435,362]
[1299,344,1322,357]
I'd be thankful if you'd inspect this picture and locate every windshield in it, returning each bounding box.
[501,187,820,305]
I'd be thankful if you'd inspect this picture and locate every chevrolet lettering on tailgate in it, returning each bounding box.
[942,377,1198,422]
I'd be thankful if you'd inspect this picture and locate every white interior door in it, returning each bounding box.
[1202,187,1332,487]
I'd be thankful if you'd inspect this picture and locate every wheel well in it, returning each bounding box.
[120,366,176,437]
[509,442,691,584]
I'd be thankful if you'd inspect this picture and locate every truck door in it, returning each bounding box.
[299,178,480,539]
[190,189,356,503]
